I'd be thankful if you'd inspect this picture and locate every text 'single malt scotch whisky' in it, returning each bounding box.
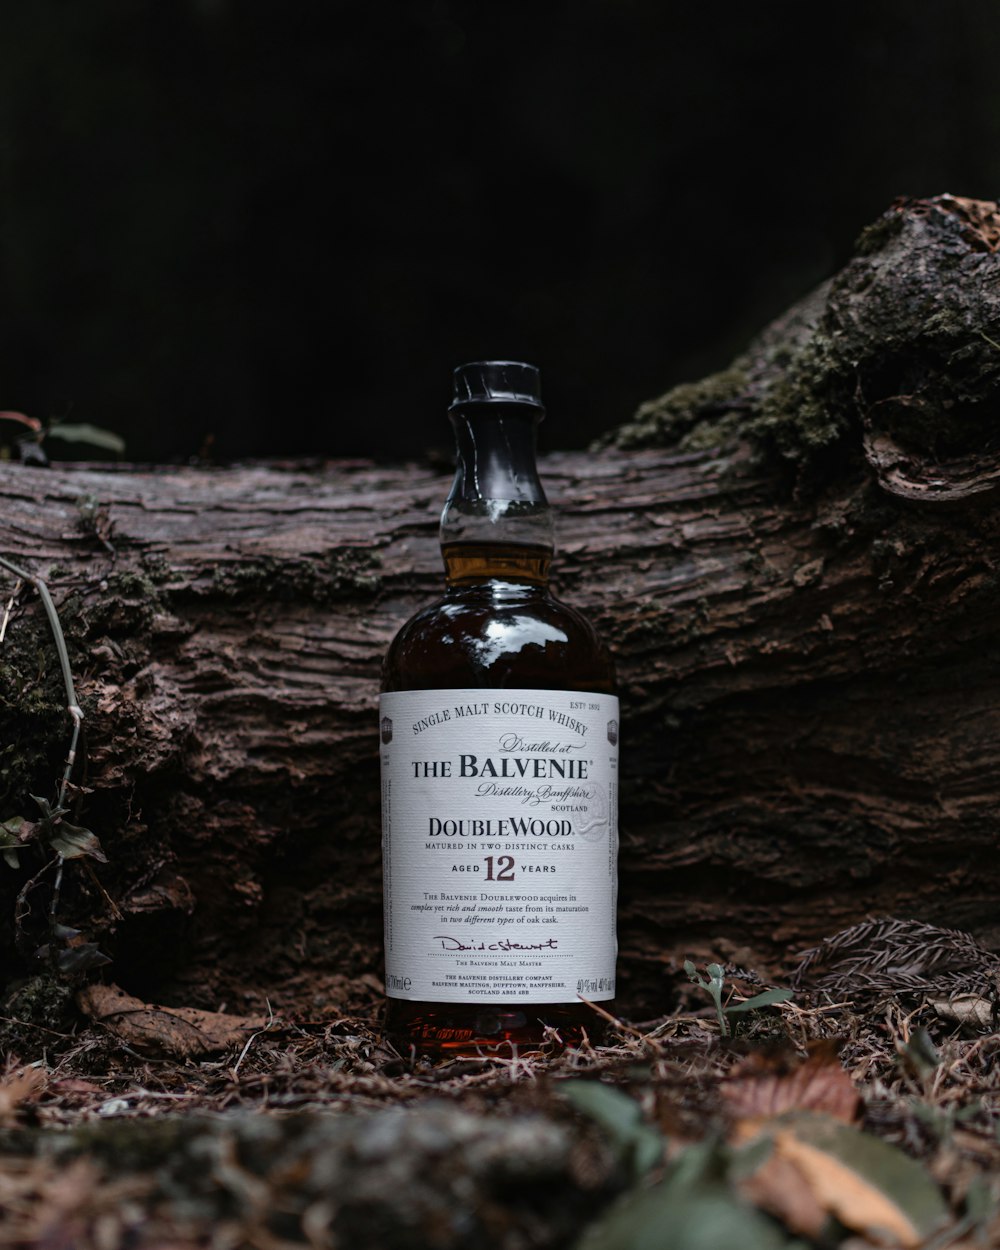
[380,361,619,1055]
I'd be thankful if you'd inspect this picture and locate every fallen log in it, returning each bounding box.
[1,194,999,1019]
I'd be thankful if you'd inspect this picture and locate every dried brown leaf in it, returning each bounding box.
[0,1066,46,1124]
[723,1041,860,1122]
[737,1148,830,1240]
[0,411,42,433]
[78,983,266,1060]
[928,993,996,1029]
[733,1112,948,1248]
[771,1129,922,1247]
[937,194,1000,253]
[48,1078,104,1101]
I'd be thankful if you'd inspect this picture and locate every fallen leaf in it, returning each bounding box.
[0,1066,46,1124]
[78,983,267,1059]
[121,867,195,917]
[0,411,42,433]
[738,1145,830,1240]
[929,993,996,1029]
[578,1138,790,1250]
[734,1111,948,1248]
[48,1078,104,1098]
[723,1041,860,1122]
[773,1130,917,1246]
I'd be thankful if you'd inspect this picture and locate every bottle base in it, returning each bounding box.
[384,998,609,1058]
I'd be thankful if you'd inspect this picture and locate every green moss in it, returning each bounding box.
[854,207,905,256]
[84,571,162,636]
[608,368,748,450]
[0,618,72,807]
[105,570,160,599]
[746,331,855,465]
[0,976,76,1052]
[679,410,745,452]
[141,551,175,584]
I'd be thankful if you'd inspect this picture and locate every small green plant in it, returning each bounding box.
[0,553,111,974]
[684,961,792,1037]
[0,795,107,870]
[0,410,125,464]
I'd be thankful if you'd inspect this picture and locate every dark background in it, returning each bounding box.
[1,1,998,463]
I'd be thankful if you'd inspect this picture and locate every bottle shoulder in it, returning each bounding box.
[382,583,615,694]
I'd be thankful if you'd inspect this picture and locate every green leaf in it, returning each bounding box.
[725,988,793,1015]
[578,1187,793,1250]
[0,817,38,863]
[903,1027,940,1073]
[564,1080,644,1133]
[964,1175,994,1223]
[577,1140,795,1250]
[563,1081,664,1178]
[46,422,126,455]
[50,923,82,940]
[728,1135,775,1182]
[48,821,108,862]
[30,795,66,823]
[685,961,731,1035]
[56,943,112,973]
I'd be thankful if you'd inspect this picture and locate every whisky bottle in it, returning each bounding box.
[380,361,619,1056]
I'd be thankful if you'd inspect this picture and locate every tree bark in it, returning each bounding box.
[2,194,999,1018]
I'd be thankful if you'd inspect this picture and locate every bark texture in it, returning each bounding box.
[2,194,1000,1018]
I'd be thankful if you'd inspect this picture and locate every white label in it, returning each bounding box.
[379,688,619,1003]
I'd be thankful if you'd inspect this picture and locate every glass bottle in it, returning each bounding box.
[380,361,619,1056]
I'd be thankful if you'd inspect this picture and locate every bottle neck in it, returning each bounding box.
[440,405,554,586]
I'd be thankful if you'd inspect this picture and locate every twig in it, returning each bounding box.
[0,578,22,645]
[576,994,645,1039]
[82,860,124,922]
[0,556,85,938]
[979,330,1000,353]
[0,1013,74,1039]
[231,999,276,1080]
[0,554,83,807]
[14,853,60,948]
[128,1089,202,1101]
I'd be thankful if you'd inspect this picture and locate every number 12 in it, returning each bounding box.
[484,855,515,881]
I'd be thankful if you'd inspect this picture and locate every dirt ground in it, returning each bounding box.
[2,921,999,1249]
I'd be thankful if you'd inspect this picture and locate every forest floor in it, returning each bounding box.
[1,932,999,1250]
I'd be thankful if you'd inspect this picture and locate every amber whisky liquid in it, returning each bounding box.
[380,362,618,1057]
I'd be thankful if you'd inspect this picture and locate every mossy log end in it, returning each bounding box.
[0,1103,620,1249]
[1,195,999,1018]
